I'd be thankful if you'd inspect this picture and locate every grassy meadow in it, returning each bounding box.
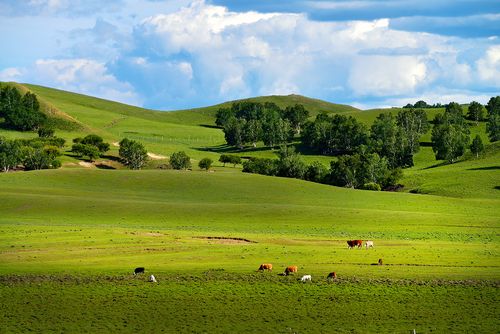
[0,83,499,332]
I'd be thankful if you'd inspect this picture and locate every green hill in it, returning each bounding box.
[0,83,498,333]
[0,82,498,199]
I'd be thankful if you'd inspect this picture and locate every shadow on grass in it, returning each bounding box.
[467,166,500,171]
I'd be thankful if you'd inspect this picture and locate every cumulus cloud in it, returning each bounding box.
[349,56,427,96]
[124,1,496,108]
[1,0,499,109]
[476,45,500,86]
[5,59,141,106]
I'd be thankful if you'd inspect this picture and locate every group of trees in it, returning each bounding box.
[403,100,444,109]
[303,108,429,169]
[242,146,401,190]
[216,102,309,149]
[0,135,64,172]
[0,86,47,131]
[430,97,499,163]
[72,135,110,162]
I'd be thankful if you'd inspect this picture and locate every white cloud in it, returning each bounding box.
[5,59,141,106]
[476,45,500,86]
[0,67,24,81]
[349,56,427,96]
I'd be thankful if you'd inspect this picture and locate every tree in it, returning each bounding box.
[431,112,470,163]
[262,111,292,149]
[283,104,309,135]
[470,135,484,158]
[72,143,100,162]
[38,127,55,138]
[198,158,213,171]
[119,138,148,169]
[80,134,110,153]
[370,113,397,167]
[243,119,262,147]
[242,158,277,176]
[486,96,500,142]
[328,152,396,189]
[275,146,306,179]
[215,108,234,128]
[466,101,485,124]
[304,161,328,183]
[22,146,54,170]
[414,100,429,108]
[0,137,23,172]
[220,154,241,167]
[170,151,191,170]
[223,117,246,149]
[229,155,241,167]
[2,89,46,131]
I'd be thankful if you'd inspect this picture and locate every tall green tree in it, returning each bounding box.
[223,117,246,149]
[466,101,485,124]
[275,146,306,179]
[283,104,309,135]
[486,96,500,142]
[431,109,470,163]
[470,135,484,158]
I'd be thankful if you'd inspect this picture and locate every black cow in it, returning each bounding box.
[134,267,145,275]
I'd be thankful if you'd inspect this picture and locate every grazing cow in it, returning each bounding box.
[133,267,145,275]
[300,275,312,282]
[347,240,363,249]
[284,265,298,276]
[149,275,157,283]
[365,240,374,249]
[327,272,337,280]
[258,263,273,271]
[378,258,383,265]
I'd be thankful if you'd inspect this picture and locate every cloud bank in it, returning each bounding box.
[0,0,498,110]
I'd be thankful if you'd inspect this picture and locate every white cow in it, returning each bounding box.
[365,240,374,249]
[149,275,157,283]
[300,275,312,282]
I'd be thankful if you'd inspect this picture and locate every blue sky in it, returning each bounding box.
[0,0,498,110]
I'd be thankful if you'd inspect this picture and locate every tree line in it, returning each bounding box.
[221,96,499,190]
[0,85,47,131]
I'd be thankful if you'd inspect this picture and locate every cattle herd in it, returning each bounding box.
[134,240,377,283]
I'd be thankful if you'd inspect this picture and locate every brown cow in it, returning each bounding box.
[284,265,298,275]
[258,263,273,271]
[347,240,363,249]
[327,272,337,280]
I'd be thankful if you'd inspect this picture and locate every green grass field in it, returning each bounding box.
[0,83,498,332]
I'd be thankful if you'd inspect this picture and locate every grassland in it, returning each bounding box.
[0,83,499,332]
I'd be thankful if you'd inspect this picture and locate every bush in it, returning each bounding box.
[361,182,381,191]
[199,158,213,171]
[242,158,277,176]
[119,138,148,170]
[170,151,191,170]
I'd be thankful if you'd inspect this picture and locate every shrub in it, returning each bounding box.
[170,151,191,170]
[199,158,213,171]
[361,182,381,191]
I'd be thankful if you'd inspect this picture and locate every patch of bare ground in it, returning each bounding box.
[193,236,257,244]
[78,161,95,168]
[147,153,167,160]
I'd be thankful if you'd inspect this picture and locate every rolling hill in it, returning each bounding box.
[0,82,498,333]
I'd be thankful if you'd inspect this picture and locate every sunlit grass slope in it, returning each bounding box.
[0,169,498,278]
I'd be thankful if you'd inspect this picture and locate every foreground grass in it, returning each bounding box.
[1,273,497,333]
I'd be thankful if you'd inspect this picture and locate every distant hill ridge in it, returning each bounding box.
[2,83,359,127]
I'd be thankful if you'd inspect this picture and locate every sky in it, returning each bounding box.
[0,0,499,110]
